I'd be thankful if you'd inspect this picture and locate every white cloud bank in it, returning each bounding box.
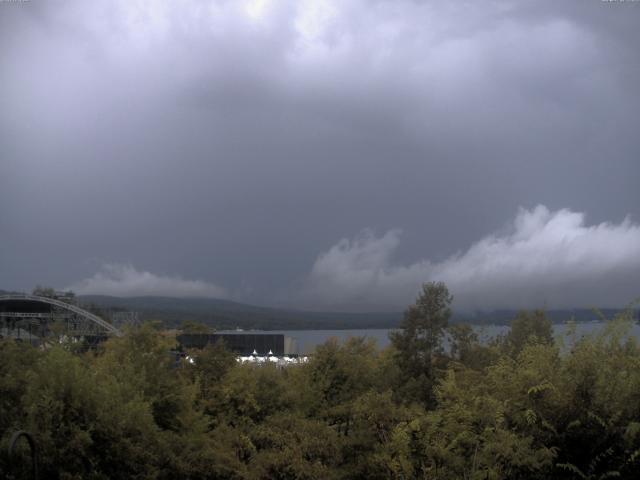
[303,206,640,311]
[68,264,228,299]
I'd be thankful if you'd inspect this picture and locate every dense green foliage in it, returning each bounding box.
[390,282,453,407]
[2,286,640,479]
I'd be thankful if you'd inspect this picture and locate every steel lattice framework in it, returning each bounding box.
[0,294,122,340]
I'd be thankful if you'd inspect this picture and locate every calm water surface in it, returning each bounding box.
[220,322,640,354]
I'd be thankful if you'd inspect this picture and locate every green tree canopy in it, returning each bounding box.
[503,309,554,355]
[389,281,453,406]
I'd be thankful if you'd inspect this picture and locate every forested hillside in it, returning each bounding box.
[78,294,402,330]
[2,283,640,479]
[76,294,634,330]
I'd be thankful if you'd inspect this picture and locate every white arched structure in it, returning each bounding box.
[0,294,121,336]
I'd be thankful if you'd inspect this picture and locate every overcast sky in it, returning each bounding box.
[1,0,639,312]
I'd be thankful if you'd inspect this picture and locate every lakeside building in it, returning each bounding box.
[177,332,299,357]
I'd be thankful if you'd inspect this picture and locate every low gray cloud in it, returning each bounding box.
[67,264,229,299]
[302,206,640,311]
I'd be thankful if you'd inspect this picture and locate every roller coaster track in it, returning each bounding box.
[0,294,122,336]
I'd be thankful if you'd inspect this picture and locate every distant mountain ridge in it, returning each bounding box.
[76,294,636,330]
[77,294,402,330]
[2,290,634,330]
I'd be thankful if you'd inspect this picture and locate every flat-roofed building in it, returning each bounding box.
[177,333,299,356]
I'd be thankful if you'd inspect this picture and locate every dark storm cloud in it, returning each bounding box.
[1,0,638,310]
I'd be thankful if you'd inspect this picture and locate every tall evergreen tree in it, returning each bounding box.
[390,281,452,406]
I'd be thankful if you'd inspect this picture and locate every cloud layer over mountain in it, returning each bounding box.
[303,206,640,311]
[68,264,228,299]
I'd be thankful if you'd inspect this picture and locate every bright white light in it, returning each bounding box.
[295,0,337,41]
[245,0,272,20]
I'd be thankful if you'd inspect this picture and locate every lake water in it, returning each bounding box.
[220,322,640,354]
